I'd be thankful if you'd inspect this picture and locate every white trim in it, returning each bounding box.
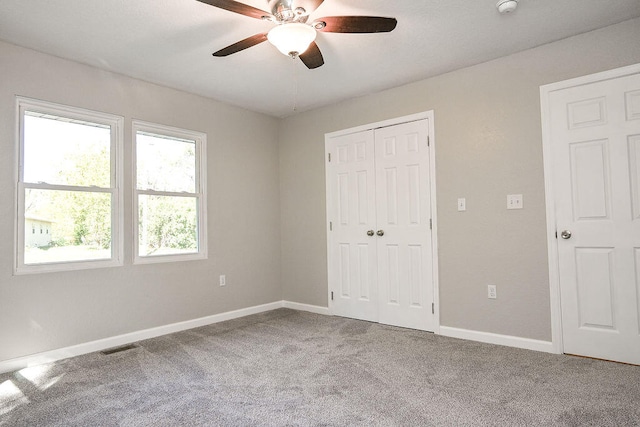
[131,120,208,264]
[324,111,440,333]
[541,63,640,93]
[439,326,555,354]
[539,62,640,355]
[324,140,333,314]
[14,96,124,275]
[540,86,564,355]
[427,113,440,335]
[283,301,330,315]
[0,301,329,374]
[325,111,430,139]
[0,300,561,374]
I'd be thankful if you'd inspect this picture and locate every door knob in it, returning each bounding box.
[560,230,572,240]
[367,230,375,237]
[377,230,385,236]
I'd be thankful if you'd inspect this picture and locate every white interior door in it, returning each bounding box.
[375,121,433,331]
[327,118,435,331]
[548,71,640,365]
[328,129,378,322]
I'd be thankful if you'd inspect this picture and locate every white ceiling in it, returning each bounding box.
[1,0,639,118]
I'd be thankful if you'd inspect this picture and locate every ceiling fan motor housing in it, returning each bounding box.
[269,0,303,21]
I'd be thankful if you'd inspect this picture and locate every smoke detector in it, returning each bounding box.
[497,0,519,14]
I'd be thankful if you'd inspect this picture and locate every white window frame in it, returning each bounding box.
[132,120,207,264]
[15,97,124,274]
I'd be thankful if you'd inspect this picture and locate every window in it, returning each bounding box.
[16,98,123,274]
[133,121,207,263]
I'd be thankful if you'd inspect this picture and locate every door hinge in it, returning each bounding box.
[427,135,430,147]
[328,153,331,162]
[331,291,334,301]
[330,221,333,231]
[555,231,558,239]
[432,303,435,314]
[429,219,432,230]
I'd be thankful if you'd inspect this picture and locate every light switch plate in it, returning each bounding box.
[458,198,466,212]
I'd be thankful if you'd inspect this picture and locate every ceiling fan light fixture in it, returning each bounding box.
[267,23,317,57]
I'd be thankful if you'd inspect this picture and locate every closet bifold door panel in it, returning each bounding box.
[375,121,433,331]
[327,129,378,323]
[327,118,435,332]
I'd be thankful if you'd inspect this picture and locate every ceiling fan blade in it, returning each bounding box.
[299,41,324,69]
[213,33,268,56]
[314,16,397,33]
[197,0,272,20]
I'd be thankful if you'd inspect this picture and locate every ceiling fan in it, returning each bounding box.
[197,0,398,69]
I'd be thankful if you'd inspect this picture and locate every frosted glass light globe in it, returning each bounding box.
[267,23,317,57]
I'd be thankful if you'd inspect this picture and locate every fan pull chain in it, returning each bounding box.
[292,55,299,113]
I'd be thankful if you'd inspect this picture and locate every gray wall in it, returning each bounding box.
[0,40,282,361]
[279,18,640,341]
[3,18,640,362]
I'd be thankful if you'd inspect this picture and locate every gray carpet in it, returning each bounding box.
[1,309,639,426]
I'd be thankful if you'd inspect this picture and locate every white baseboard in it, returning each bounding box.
[10,302,560,376]
[283,301,330,315]
[439,326,556,354]
[1,300,329,374]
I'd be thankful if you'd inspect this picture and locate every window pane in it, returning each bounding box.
[138,195,198,257]
[23,113,111,187]
[24,189,112,264]
[136,133,196,193]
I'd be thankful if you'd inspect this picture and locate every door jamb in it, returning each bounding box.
[324,111,440,333]
[540,63,640,355]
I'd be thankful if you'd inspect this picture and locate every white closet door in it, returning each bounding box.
[549,72,640,365]
[375,120,434,331]
[328,130,378,322]
[327,118,435,331]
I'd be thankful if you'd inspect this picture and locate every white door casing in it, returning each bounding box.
[542,64,640,365]
[326,112,438,332]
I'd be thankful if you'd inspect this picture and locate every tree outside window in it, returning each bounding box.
[16,98,122,273]
[133,121,207,263]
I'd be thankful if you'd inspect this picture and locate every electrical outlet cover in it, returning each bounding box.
[488,285,497,299]
[507,194,523,210]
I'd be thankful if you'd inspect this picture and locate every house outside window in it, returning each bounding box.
[25,216,53,248]
[132,120,207,263]
[16,97,123,274]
